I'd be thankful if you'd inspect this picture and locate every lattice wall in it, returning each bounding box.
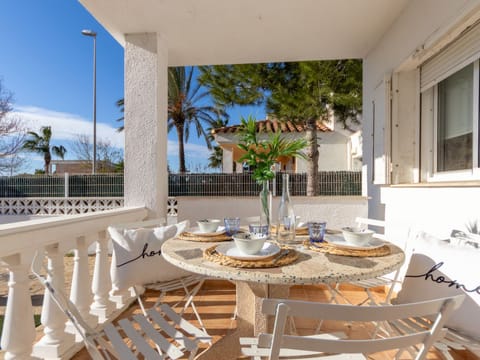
[167,197,178,217]
[0,197,124,215]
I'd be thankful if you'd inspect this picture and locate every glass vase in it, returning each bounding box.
[276,173,296,244]
[259,180,272,235]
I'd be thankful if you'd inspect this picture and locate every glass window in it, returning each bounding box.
[436,64,473,172]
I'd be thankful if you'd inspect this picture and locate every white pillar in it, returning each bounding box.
[67,236,95,337]
[222,147,234,173]
[1,253,36,360]
[124,33,168,219]
[34,246,75,358]
[90,231,114,322]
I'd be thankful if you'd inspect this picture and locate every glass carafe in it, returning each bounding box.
[276,173,296,244]
[259,180,272,235]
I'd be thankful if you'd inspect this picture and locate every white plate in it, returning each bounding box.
[191,226,226,236]
[216,242,281,261]
[324,234,385,250]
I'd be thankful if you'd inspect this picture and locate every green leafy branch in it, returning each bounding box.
[238,115,307,182]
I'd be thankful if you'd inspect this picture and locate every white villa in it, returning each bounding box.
[212,118,362,173]
[2,0,480,358]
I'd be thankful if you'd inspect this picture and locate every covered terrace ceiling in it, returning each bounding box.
[79,0,412,66]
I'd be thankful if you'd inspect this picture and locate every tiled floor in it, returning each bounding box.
[71,280,475,360]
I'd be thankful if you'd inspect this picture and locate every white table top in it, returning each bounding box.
[162,238,405,285]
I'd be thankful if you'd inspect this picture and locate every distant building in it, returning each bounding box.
[211,118,362,173]
[50,160,116,174]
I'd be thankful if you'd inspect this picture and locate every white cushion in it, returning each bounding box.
[396,231,480,339]
[109,220,191,291]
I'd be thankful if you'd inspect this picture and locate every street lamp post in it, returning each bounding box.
[82,29,97,174]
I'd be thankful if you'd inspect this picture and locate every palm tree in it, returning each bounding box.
[116,67,225,173]
[22,126,66,175]
[207,118,228,169]
[115,98,124,132]
[168,66,225,173]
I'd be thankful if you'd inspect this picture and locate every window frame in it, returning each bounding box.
[425,59,480,182]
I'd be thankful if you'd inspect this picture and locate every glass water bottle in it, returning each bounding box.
[276,173,296,244]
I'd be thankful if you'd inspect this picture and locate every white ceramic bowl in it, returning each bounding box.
[197,219,221,233]
[233,233,266,255]
[341,227,374,246]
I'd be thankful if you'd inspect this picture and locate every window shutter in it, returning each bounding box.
[372,76,392,185]
[421,21,480,92]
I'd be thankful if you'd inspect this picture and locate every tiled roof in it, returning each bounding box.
[211,119,331,135]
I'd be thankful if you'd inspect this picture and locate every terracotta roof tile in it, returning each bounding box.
[211,118,331,135]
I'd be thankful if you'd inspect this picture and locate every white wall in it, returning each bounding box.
[297,143,349,172]
[0,215,55,225]
[381,186,480,285]
[363,0,480,220]
[362,1,480,291]
[176,196,367,230]
[382,186,480,246]
[318,143,349,171]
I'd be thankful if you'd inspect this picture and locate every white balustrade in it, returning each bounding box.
[67,236,95,337]
[0,206,148,359]
[90,231,115,323]
[1,252,37,360]
[108,247,132,309]
[33,245,75,358]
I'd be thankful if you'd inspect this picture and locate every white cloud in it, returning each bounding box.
[167,139,211,158]
[12,105,212,171]
[13,106,124,148]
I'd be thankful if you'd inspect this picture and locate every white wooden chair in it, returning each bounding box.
[32,250,211,360]
[331,217,401,306]
[240,295,465,360]
[108,219,208,332]
[387,231,480,359]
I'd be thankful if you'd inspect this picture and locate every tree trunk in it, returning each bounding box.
[176,125,187,173]
[44,152,51,175]
[305,118,319,196]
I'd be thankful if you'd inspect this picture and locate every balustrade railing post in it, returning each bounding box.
[64,172,69,198]
[109,238,135,308]
[33,245,75,359]
[90,230,114,322]
[67,236,95,338]
[1,252,36,360]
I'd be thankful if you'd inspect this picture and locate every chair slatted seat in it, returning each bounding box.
[386,231,480,359]
[32,250,211,360]
[240,296,465,360]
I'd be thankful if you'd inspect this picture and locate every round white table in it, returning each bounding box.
[162,237,405,359]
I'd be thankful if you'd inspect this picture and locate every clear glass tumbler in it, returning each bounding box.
[224,217,240,236]
[308,221,327,243]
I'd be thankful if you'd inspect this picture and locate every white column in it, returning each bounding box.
[1,253,36,360]
[90,231,114,322]
[33,246,75,358]
[236,162,244,173]
[67,236,95,337]
[222,147,234,173]
[124,32,168,219]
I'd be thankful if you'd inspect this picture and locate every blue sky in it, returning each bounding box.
[0,1,265,174]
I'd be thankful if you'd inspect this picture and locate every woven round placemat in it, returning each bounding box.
[177,231,232,242]
[303,239,391,257]
[203,245,299,268]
